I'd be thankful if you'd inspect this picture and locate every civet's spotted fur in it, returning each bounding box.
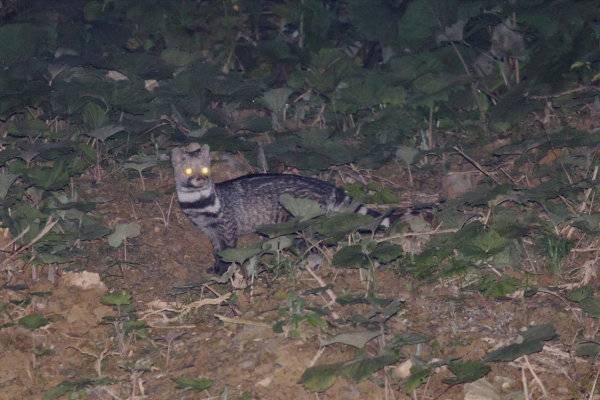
[171,143,391,274]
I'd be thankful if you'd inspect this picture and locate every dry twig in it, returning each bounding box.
[453,146,501,184]
[1,217,58,268]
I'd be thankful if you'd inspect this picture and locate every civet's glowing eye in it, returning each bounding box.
[200,166,210,176]
[184,167,193,176]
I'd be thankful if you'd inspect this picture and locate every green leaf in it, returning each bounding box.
[396,145,419,165]
[0,171,18,199]
[485,340,544,362]
[262,87,293,113]
[27,161,70,190]
[107,222,141,248]
[78,224,111,240]
[18,314,49,330]
[265,130,359,171]
[82,101,108,130]
[380,299,404,321]
[521,324,558,342]
[36,253,72,264]
[335,71,406,112]
[485,324,557,362]
[262,235,294,252]
[161,48,196,67]
[272,320,285,333]
[344,182,399,205]
[336,294,370,306]
[304,312,327,328]
[332,245,370,269]
[460,228,507,257]
[218,244,262,263]
[0,23,51,64]
[83,1,104,21]
[443,360,491,385]
[478,276,520,299]
[292,48,355,94]
[341,354,399,382]
[395,0,438,47]
[256,220,301,238]
[580,297,600,319]
[123,319,148,336]
[101,291,132,306]
[320,330,381,349]
[404,366,430,394]
[299,362,343,392]
[387,331,429,351]
[575,341,600,358]
[279,193,323,221]
[309,213,374,237]
[174,376,214,391]
[571,213,600,234]
[371,243,403,263]
[347,0,400,44]
[83,125,125,141]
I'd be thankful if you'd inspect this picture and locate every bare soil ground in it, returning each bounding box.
[0,151,597,400]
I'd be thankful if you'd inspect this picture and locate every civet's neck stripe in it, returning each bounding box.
[178,192,218,209]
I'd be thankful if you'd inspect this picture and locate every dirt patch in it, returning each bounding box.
[0,160,597,400]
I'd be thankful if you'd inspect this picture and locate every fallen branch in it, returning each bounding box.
[214,314,270,328]
[141,293,231,325]
[304,260,340,320]
[453,146,501,184]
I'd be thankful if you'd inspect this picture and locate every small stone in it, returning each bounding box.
[239,359,256,370]
[464,379,502,400]
[391,359,413,379]
[255,376,272,387]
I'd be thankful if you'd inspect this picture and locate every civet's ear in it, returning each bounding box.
[186,142,202,152]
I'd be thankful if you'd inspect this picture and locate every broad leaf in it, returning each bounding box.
[256,220,301,238]
[309,213,374,237]
[575,342,600,358]
[332,245,370,269]
[27,162,70,190]
[371,243,403,263]
[299,362,343,392]
[581,297,600,319]
[279,193,323,221]
[107,222,141,248]
[485,324,557,362]
[443,360,491,385]
[101,291,132,306]
[262,87,293,113]
[18,314,49,330]
[320,330,381,349]
[83,125,125,141]
[341,354,399,382]
[218,244,262,263]
[0,172,18,199]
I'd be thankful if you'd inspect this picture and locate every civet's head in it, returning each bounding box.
[171,143,212,188]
